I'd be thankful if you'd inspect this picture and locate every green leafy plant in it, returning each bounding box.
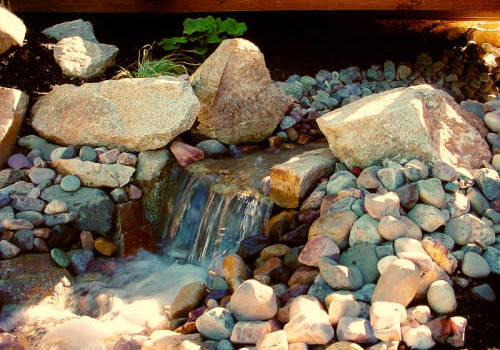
[159,16,247,58]
[115,45,198,79]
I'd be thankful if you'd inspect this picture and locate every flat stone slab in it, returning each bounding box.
[269,148,336,208]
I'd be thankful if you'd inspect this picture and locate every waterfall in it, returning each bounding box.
[160,166,274,265]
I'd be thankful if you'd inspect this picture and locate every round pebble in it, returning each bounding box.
[427,280,457,314]
[462,252,490,278]
[8,154,32,169]
[79,146,98,162]
[60,175,81,192]
[51,248,70,267]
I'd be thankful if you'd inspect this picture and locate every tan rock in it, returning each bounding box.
[308,211,358,250]
[142,330,202,350]
[421,236,457,275]
[191,38,293,144]
[336,316,377,344]
[370,302,406,342]
[94,237,117,256]
[0,7,26,54]
[416,262,453,299]
[326,341,363,350]
[222,253,250,291]
[327,293,361,325]
[53,36,118,79]
[31,76,199,152]
[269,148,335,208]
[52,158,135,188]
[230,279,277,321]
[0,87,28,168]
[317,85,491,169]
[365,192,400,220]
[372,259,420,307]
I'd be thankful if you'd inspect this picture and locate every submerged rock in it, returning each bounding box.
[191,38,293,144]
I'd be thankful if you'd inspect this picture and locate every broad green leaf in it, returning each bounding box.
[183,16,217,35]
[218,18,247,36]
[159,36,187,51]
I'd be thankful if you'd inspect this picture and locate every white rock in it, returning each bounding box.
[406,305,431,324]
[0,7,26,55]
[369,302,406,342]
[256,330,288,350]
[337,317,377,344]
[327,293,361,325]
[230,280,277,321]
[230,320,280,345]
[427,280,457,314]
[377,256,398,275]
[401,325,435,350]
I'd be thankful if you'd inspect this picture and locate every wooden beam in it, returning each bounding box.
[8,0,500,18]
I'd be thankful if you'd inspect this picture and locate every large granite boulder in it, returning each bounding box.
[0,87,28,168]
[31,76,200,151]
[317,85,490,169]
[0,7,26,54]
[190,38,293,144]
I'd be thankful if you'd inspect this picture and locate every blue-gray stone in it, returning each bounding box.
[217,339,234,350]
[377,166,405,191]
[308,276,335,303]
[11,196,46,212]
[340,243,379,283]
[328,197,357,215]
[299,76,317,90]
[28,168,56,185]
[315,69,332,82]
[286,74,301,83]
[484,247,500,274]
[460,100,485,119]
[44,212,77,226]
[0,194,10,207]
[0,240,20,259]
[50,146,76,161]
[346,83,362,96]
[327,171,357,195]
[352,198,365,217]
[196,140,228,157]
[471,284,496,302]
[375,242,394,259]
[342,95,361,106]
[60,175,81,192]
[277,81,303,100]
[15,211,44,226]
[280,116,297,130]
[111,188,128,203]
[79,146,98,162]
[485,209,500,224]
[69,249,94,275]
[41,185,114,235]
[474,168,500,201]
[353,283,376,302]
[195,307,234,340]
[229,145,244,159]
[276,131,288,141]
[466,187,490,215]
[444,182,460,192]
[383,60,396,81]
[18,135,60,161]
[12,229,34,252]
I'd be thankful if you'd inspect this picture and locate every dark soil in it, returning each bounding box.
[0,11,499,349]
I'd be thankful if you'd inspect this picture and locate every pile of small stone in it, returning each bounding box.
[154,145,500,348]
[273,40,499,147]
[0,134,147,273]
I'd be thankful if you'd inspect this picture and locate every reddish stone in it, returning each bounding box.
[298,210,320,224]
[288,266,318,287]
[187,306,207,322]
[320,194,337,216]
[351,167,362,177]
[280,284,310,305]
[427,316,451,343]
[99,148,120,164]
[115,200,155,257]
[169,139,204,167]
[33,227,50,239]
[175,321,197,334]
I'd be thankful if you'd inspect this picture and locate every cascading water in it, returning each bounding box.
[160,169,273,265]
